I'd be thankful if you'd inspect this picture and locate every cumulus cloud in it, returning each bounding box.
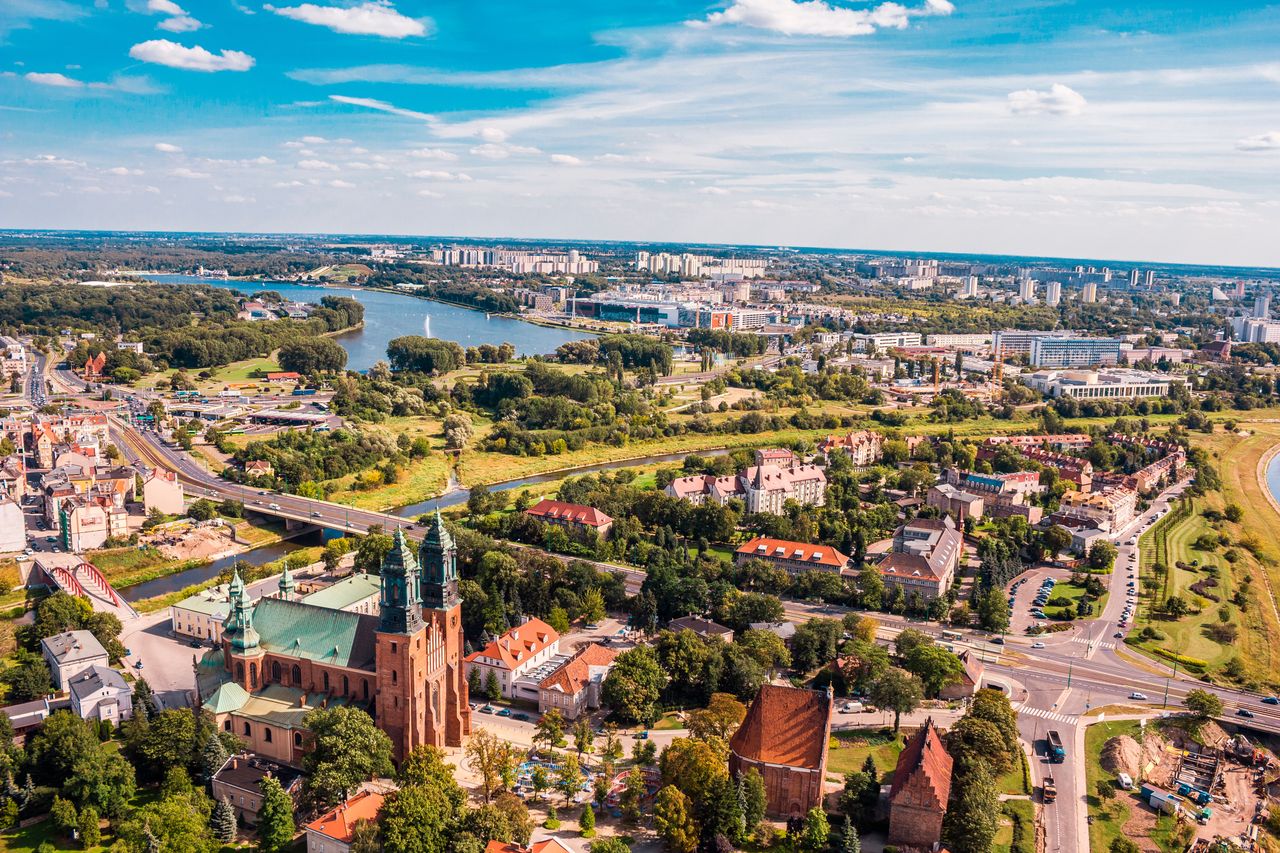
[549,154,583,166]
[470,142,540,159]
[1007,83,1087,116]
[1237,132,1280,151]
[266,1,428,38]
[129,40,255,72]
[409,169,471,181]
[143,0,203,33]
[479,127,508,143]
[170,167,209,178]
[695,0,953,37]
[328,94,435,122]
[154,142,182,153]
[25,71,83,88]
[105,166,143,175]
[298,159,338,170]
[408,147,458,161]
[329,179,356,188]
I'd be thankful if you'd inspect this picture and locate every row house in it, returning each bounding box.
[524,499,614,538]
[735,537,851,576]
[666,463,827,515]
[818,430,884,466]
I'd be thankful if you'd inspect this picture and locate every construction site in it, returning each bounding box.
[1099,721,1278,852]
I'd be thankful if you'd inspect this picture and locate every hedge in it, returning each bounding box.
[1154,647,1208,670]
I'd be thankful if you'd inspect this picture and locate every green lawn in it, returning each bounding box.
[826,729,903,782]
[1040,580,1108,621]
[993,800,1035,853]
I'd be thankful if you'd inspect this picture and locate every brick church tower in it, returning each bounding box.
[375,515,470,762]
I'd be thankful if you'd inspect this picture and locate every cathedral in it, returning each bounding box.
[198,512,471,765]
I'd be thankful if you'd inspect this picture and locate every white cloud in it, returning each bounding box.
[699,186,730,195]
[247,156,276,165]
[1007,83,1087,116]
[409,147,458,161]
[147,0,184,14]
[550,154,583,166]
[1237,132,1280,151]
[170,167,209,178]
[479,127,508,143]
[416,188,442,198]
[25,71,83,88]
[301,135,329,144]
[266,1,428,38]
[328,95,435,122]
[409,170,472,181]
[143,0,203,33]
[298,159,338,170]
[695,0,954,37]
[222,194,254,203]
[154,142,182,153]
[128,40,254,72]
[329,179,355,188]
[470,142,540,159]
[105,166,143,175]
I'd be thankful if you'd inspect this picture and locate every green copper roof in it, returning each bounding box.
[423,509,453,551]
[279,564,295,594]
[383,528,420,577]
[204,680,251,714]
[300,572,380,612]
[251,597,377,670]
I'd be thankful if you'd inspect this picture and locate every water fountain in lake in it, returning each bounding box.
[423,315,431,337]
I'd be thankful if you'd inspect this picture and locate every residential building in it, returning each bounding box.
[265,372,302,383]
[728,684,832,818]
[926,484,985,524]
[525,499,614,538]
[938,651,985,700]
[1230,317,1280,343]
[59,495,127,551]
[299,572,381,616]
[41,630,109,689]
[464,617,560,702]
[484,840,577,853]
[668,615,734,643]
[67,665,133,723]
[171,584,235,642]
[754,447,796,469]
[924,333,992,349]
[142,469,185,515]
[1029,336,1123,368]
[245,460,274,479]
[743,464,826,514]
[992,330,1072,358]
[1082,282,1098,303]
[199,516,472,764]
[212,754,304,825]
[888,719,953,850]
[852,332,922,352]
[1056,487,1136,531]
[735,537,851,576]
[1045,280,1062,306]
[817,430,883,465]
[0,499,24,553]
[305,790,386,853]
[537,643,618,720]
[1022,369,1184,400]
[877,516,962,601]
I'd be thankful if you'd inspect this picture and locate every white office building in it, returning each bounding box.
[1023,369,1185,400]
[1029,337,1123,368]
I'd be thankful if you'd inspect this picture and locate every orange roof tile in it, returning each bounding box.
[735,537,850,570]
[526,499,613,529]
[465,618,560,672]
[889,719,953,809]
[729,684,830,770]
[538,643,618,695]
[305,790,384,843]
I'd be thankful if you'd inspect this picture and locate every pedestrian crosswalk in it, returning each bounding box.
[1066,636,1115,651]
[1015,704,1078,724]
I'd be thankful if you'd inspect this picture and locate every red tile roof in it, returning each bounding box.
[266,371,302,381]
[465,618,559,672]
[729,684,831,770]
[305,790,384,843]
[538,643,618,695]
[889,719,953,810]
[526,499,613,529]
[735,537,850,570]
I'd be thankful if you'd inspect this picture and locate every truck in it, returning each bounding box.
[1046,730,1066,763]
[1042,774,1057,803]
[291,388,317,396]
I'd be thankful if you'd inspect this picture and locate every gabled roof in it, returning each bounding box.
[668,615,733,637]
[735,537,850,570]
[729,684,830,771]
[67,665,128,701]
[889,719,953,809]
[465,618,559,672]
[306,790,385,843]
[538,643,618,695]
[526,499,613,528]
[251,597,378,670]
[41,630,108,665]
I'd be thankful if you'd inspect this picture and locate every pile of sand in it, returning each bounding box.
[1141,732,1167,769]
[1102,735,1143,778]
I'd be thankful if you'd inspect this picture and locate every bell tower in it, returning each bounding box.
[375,530,428,762]
[222,570,263,691]
[418,511,471,747]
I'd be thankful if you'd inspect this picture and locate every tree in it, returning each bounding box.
[530,765,549,804]
[116,789,217,853]
[398,745,466,812]
[654,785,699,853]
[133,676,159,720]
[467,666,483,697]
[573,717,596,765]
[976,587,1011,633]
[201,732,230,782]
[484,670,502,703]
[187,498,218,521]
[1087,540,1118,572]
[620,767,646,824]
[943,762,999,853]
[582,588,607,624]
[800,806,830,852]
[302,707,394,808]
[741,767,766,834]
[50,796,78,836]
[893,627,934,658]
[947,716,1013,777]
[555,752,585,806]
[1110,838,1142,853]
[1043,525,1072,555]
[0,650,52,703]
[841,815,861,853]
[466,728,517,803]
[1183,689,1224,721]
[78,805,101,850]
[869,667,923,731]
[278,337,348,375]
[633,738,658,766]
[257,775,296,853]
[378,784,455,853]
[602,646,669,725]
[903,644,965,697]
[536,708,566,754]
[211,797,237,844]
[126,708,199,781]
[687,693,747,742]
[590,839,631,853]
[580,802,596,838]
[735,629,791,675]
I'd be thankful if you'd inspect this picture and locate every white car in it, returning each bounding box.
[1130,692,1148,700]
[1031,642,1045,649]
[268,502,281,510]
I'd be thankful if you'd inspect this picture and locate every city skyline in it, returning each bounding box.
[2,1,1280,265]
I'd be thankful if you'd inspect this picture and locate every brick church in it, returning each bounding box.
[198,513,471,764]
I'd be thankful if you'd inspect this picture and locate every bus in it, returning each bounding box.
[941,630,964,642]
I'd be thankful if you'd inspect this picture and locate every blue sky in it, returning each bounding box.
[1,0,1279,265]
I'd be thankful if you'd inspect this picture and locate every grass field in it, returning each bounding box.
[1040,580,1108,621]
[993,799,1035,853]
[826,728,903,782]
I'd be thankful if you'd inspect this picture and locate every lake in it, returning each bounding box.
[143,275,594,372]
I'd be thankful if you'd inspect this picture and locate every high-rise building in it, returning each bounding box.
[1018,278,1037,302]
[1029,337,1123,368]
[959,276,979,298]
[1144,270,1155,288]
[1129,269,1141,288]
[1234,280,1246,298]
[1254,291,1271,319]
[1045,281,1062,307]
[1081,283,1098,303]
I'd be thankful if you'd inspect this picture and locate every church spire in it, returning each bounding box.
[278,563,295,601]
[379,529,423,634]
[224,570,259,651]
[420,511,459,611]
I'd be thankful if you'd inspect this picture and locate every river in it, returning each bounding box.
[142,275,594,372]
[119,534,321,602]
[1265,447,1280,511]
